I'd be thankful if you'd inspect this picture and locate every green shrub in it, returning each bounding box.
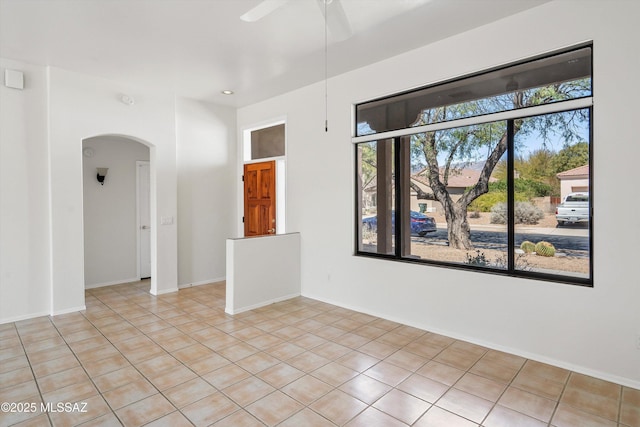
[490,202,544,225]
[535,241,556,257]
[465,250,489,267]
[494,253,532,271]
[470,193,505,212]
[486,179,553,198]
[468,178,552,213]
[469,192,528,213]
[467,251,533,270]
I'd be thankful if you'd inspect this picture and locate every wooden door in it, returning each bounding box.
[244,161,276,236]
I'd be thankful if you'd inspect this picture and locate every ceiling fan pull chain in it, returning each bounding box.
[324,0,328,132]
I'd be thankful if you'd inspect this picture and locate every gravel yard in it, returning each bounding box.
[363,212,589,276]
[410,243,589,276]
[417,212,589,276]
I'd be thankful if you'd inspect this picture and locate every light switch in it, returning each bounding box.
[160,216,174,225]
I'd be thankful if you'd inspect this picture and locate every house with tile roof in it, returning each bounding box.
[557,164,589,201]
[410,167,498,213]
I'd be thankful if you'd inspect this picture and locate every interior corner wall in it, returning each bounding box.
[176,98,237,287]
[238,0,640,387]
[82,137,150,287]
[0,58,51,323]
[48,67,179,311]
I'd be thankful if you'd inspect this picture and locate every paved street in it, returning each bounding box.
[414,223,589,257]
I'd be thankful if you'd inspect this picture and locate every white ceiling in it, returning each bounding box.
[0,0,550,107]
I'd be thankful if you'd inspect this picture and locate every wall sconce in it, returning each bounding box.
[96,168,109,185]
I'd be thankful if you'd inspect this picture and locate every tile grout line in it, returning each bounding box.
[84,287,201,426]
[7,282,636,427]
[617,383,623,426]
[51,309,131,426]
[548,371,572,427]
[12,321,53,426]
[84,287,192,425]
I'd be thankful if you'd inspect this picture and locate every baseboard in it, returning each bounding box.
[151,287,179,296]
[178,277,225,289]
[85,277,140,289]
[225,292,300,315]
[52,305,86,317]
[0,310,51,325]
[303,292,640,391]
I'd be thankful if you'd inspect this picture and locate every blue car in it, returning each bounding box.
[362,210,437,236]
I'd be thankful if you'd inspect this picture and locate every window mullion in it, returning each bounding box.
[507,120,515,272]
[394,137,402,258]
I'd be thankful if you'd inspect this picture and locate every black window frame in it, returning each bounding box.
[354,45,593,287]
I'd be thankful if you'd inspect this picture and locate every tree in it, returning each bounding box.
[551,141,589,173]
[358,142,378,191]
[520,148,555,182]
[410,119,509,249]
[409,81,589,250]
[516,148,559,195]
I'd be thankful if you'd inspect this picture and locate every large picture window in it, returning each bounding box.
[355,45,592,286]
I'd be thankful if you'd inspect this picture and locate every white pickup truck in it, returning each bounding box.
[555,192,589,226]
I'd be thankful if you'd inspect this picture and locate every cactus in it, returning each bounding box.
[520,240,536,254]
[535,241,556,257]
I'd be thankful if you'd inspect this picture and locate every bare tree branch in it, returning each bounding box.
[409,181,436,200]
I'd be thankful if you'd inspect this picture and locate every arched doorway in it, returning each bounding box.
[81,135,153,290]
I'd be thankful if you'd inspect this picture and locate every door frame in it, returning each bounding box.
[81,135,155,292]
[136,160,151,280]
[238,118,287,237]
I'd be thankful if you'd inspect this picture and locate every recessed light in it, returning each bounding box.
[221,90,234,95]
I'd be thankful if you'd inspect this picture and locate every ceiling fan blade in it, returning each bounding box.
[316,0,353,41]
[240,0,291,22]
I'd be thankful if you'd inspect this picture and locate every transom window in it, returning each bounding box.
[354,45,593,286]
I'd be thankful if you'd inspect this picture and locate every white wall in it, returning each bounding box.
[0,60,238,322]
[47,67,180,307]
[176,98,237,287]
[238,1,640,387]
[226,233,301,314]
[0,59,51,323]
[82,136,150,287]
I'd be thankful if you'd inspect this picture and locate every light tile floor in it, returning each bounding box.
[1,280,638,427]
